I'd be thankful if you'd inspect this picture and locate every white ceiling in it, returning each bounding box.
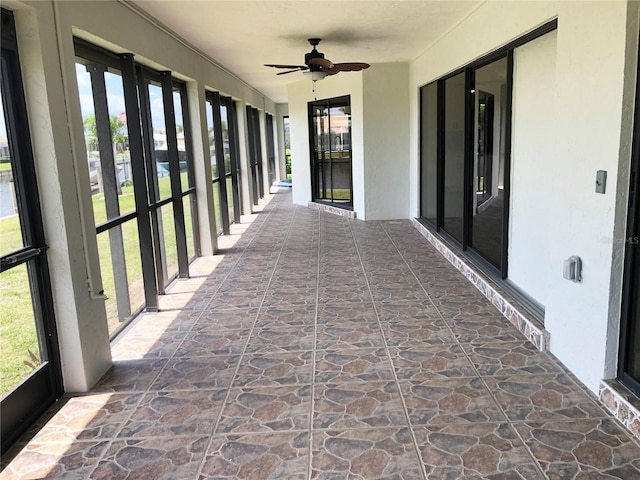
[132,0,482,103]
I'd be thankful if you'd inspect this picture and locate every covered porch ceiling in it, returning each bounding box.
[131,0,483,103]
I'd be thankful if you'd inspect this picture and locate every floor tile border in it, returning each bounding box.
[411,218,549,351]
[599,379,640,442]
[308,202,357,219]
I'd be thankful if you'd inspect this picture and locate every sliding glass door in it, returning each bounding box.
[469,57,510,269]
[309,95,352,209]
[420,21,557,279]
[618,31,640,398]
[420,54,512,275]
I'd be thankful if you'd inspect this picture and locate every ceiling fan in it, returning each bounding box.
[265,38,370,78]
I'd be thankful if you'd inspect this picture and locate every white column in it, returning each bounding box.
[188,83,217,255]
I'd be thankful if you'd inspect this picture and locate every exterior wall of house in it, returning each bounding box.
[287,63,410,220]
[409,0,640,393]
[508,30,558,329]
[362,63,410,220]
[288,72,365,216]
[7,0,280,391]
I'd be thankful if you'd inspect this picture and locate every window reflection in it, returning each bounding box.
[470,57,508,268]
[443,72,465,243]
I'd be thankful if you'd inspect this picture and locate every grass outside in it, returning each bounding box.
[0,171,190,397]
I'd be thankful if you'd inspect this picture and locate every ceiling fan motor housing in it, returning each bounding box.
[305,50,324,70]
[305,38,324,71]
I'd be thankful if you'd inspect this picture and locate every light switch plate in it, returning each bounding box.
[596,170,607,194]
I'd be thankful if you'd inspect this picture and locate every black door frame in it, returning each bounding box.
[1,8,63,454]
[308,95,353,209]
[419,20,557,280]
[618,30,640,397]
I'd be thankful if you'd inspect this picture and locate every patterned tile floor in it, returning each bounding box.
[3,190,640,479]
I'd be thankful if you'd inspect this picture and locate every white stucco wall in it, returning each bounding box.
[363,63,410,220]
[409,0,638,393]
[545,2,634,390]
[509,31,558,315]
[288,64,409,220]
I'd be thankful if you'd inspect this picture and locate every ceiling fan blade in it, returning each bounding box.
[265,64,307,69]
[308,58,334,69]
[331,62,371,72]
[276,67,308,75]
[322,68,340,76]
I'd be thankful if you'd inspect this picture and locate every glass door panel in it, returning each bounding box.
[442,72,466,243]
[311,104,328,201]
[623,252,640,392]
[469,57,508,269]
[420,82,438,226]
[329,105,351,205]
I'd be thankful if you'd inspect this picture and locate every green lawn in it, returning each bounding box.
[0,172,190,397]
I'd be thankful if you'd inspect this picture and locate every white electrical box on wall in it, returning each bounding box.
[563,256,582,282]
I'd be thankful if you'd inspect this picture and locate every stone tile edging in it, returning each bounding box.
[599,380,640,442]
[411,218,549,351]
[308,202,357,219]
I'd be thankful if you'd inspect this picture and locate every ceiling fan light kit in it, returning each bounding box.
[303,70,328,81]
[265,38,370,82]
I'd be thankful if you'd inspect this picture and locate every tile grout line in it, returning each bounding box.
[386,223,636,467]
[78,203,280,475]
[347,220,429,480]
[87,195,283,477]
[191,193,296,479]
[307,208,321,480]
[81,211,272,478]
[378,221,549,479]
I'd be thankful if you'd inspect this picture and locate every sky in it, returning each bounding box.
[75,63,183,132]
[0,64,185,154]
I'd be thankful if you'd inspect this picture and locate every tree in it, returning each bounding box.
[83,114,128,153]
[84,114,129,194]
